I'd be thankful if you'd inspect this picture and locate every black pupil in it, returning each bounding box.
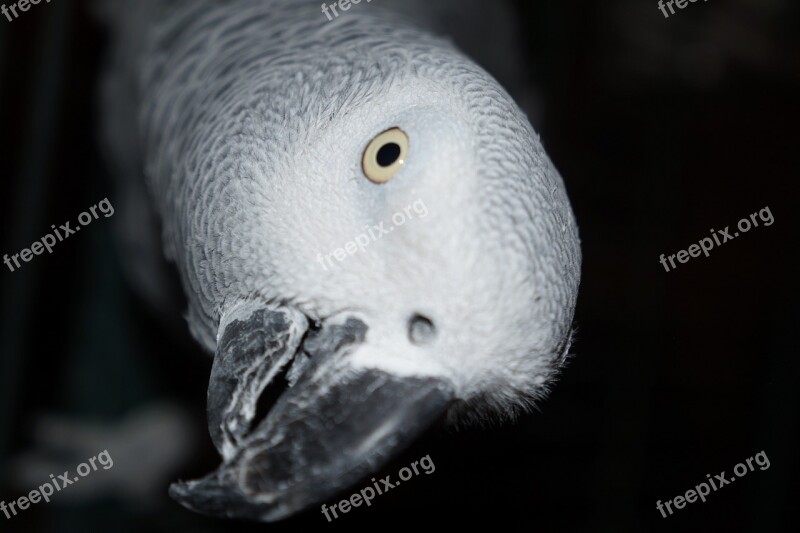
[376,143,401,167]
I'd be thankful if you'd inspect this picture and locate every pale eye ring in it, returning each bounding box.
[362,127,409,184]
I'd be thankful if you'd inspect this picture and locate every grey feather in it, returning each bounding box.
[99,0,581,521]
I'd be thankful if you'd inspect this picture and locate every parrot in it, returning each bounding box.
[97,0,582,522]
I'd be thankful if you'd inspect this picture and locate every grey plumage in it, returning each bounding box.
[100,0,581,521]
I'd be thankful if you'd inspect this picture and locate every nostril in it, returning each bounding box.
[408,314,436,345]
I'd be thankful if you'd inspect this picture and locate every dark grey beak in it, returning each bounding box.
[169,304,454,522]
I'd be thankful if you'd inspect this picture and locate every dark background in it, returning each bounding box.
[1,1,798,531]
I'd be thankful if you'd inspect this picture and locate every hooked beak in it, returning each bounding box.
[169,304,454,522]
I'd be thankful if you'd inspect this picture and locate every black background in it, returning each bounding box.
[1,1,798,531]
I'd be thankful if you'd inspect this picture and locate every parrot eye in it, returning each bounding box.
[362,127,409,184]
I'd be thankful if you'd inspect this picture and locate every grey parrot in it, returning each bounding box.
[98,0,581,522]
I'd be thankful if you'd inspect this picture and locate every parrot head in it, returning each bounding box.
[165,13,581,522]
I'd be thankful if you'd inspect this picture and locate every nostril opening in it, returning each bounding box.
[408,314,436,345]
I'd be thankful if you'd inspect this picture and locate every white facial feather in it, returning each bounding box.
[110,0,581,424]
